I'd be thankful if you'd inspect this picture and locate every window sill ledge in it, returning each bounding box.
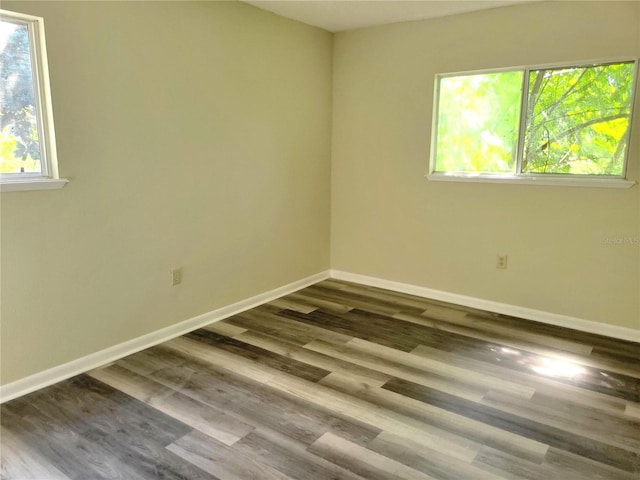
[0,178,68,192]
[426,174,636,189]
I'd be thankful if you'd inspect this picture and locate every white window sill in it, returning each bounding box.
[426,173,636,189]
[0,178,68,192]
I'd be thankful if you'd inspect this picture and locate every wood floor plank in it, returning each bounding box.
[201,321,247,338]
[2,278,638,480]
[266,372,480,462]
[428,312,594,356]
[30,375,191,447]
[119,345,381,448]
[410,344,631,415]
[88,364,255,446]
[625,401,640,418]
[234,330,391,386]
[395,311,612,371]
[287,291,354,312]
[383,377,640,473]
[227,308,354,345]
[284,307,426,352]
[167,430,293,480]
[165,336,278,383]
[305,338,489,402]
[543,447,640,480]
[1,405,149,480]
[490,312,640,359]
[333,282,447,312]
[0,426,71,480]
[185,328,331,382]
[474,444,640,480]
[36,376,219,480]
[529,389,638,428]
[322,280,495,318]
[319,371,549,464]
[302,285,411,316]
[590,346,640,373]
[232,429,369,480]
[314,281,495,321]
[395,323,640,403]
[481,389,640,451]
[267,297,318,314]
[308,432,438,480]
[367,431,509,480]
[472,446,563,480]
[2,380,217,480]
[347,337,535,399]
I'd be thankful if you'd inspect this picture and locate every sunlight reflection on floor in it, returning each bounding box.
[530,357,586,378]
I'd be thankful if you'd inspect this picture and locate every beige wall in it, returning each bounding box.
[2,0,639,388]
[331,1,640,329]
[0,1,333,384]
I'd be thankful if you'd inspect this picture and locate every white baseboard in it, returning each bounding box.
[330,270,640,343]
[4,268,636,403]
[0,270,331,404]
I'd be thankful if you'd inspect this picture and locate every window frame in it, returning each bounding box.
[427,58,639,189]
[0,9,66,192]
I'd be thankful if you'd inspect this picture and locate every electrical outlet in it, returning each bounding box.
[170,267,183,286]
[497,255,508,270]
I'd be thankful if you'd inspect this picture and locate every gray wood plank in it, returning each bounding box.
[2,279,638,480]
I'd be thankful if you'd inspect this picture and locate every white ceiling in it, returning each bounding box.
[242,0,536,33]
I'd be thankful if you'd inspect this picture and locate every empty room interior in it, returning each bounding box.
[1,0,639,479]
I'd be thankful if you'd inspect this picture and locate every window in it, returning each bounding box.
[0,9,65,192]
[430,60,638,187]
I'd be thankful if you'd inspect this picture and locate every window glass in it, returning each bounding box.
[431,61,637,181]
[0,18,43,175]
[435,71,523,174]
[523,62,635,175]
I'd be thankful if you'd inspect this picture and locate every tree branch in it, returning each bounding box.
[533,68,591,120]
[606,123,630,173]
[534,107,629,128]
[551,113,628,143]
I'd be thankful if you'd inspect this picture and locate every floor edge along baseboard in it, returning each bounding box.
[330,270,640,344]
[3,268,637,403]
[0,270,331,404]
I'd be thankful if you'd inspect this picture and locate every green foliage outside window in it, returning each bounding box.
[433,61,636,177]
[523,63,634,175]
[0,20,42,175]
[436,71,523,174]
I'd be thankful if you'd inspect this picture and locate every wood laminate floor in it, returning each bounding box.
[1,279,639,479]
